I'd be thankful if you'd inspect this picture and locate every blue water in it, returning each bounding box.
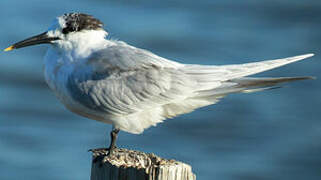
[1,0,321,179]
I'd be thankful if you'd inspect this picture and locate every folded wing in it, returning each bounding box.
[68,42,314,133]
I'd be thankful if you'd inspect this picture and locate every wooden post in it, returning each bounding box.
[90,148,196,180]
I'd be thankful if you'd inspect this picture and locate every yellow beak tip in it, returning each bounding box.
[4,46,14,52]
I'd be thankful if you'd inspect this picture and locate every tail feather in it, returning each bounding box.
[230,76,314,93]
[229,76,314,88]
[194,76,314,98]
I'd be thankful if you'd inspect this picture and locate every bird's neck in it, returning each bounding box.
[56,30,109,59]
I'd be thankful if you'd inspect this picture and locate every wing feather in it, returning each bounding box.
[67,41,313,133]
[67,42,206,133]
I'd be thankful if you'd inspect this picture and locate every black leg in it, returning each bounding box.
[107,128,120,156]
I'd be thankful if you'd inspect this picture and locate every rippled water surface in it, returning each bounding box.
[1,1,321,179]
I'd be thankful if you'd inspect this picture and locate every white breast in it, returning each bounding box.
[43,47,114,124]
[44,47,73,100]
[44,47,84,113]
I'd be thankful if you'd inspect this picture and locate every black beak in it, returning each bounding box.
[4,32,60,51]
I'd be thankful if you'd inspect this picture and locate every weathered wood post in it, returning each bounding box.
[90,148,196,180]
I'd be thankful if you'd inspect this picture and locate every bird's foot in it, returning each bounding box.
[107,128,120,156]
[107,146,117,156]
[88,148,108,152]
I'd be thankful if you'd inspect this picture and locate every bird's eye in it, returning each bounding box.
[62,25,76,34]
[62,28,69,34]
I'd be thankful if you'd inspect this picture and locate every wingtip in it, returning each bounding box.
[301,53,314,58]
[288,53,315,61]
[308,76,317,80]
[296,76,317,80]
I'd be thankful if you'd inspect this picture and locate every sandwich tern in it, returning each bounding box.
[5,13,314,155]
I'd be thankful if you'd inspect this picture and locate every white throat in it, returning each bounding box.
[52,29,108,59]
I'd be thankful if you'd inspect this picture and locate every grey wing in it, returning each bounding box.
[80,42,195,115]
[91,67,196,115]
[68,41,313,134]
[67,42,220,133]
[87,41,183,71]
[68,65,210,134]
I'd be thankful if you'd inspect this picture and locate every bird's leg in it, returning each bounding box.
[107,128,120,156]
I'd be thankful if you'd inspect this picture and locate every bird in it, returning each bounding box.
[4,13,314,155]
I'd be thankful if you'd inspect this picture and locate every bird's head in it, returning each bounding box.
[5,13,108,52]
